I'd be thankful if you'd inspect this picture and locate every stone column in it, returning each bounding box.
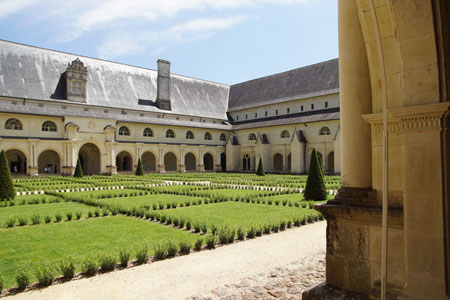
[338,0,372,190]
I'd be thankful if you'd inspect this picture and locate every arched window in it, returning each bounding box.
[143,128,153,137]
[249,133,256,141]
[320,127,331,135]
[186,131,194,139]
[204,132,212,140]
[118,126,130,136]
[281,130,290,138]
[166,129,175,138]
[41,121,57,132]
[5,118,22,130]
[220,133,226,141]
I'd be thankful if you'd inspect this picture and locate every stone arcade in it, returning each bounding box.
[0,40,340,176]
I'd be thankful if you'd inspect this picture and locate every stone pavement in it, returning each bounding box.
[186,250,325,300]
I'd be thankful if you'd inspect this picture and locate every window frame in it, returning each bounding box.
[118,126,130,136]
[5,118,23,130]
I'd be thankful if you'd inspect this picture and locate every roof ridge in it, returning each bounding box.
[230,58,338,87]
[0,39,229,87]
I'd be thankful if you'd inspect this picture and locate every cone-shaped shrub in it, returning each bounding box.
[135,158,144,176]
[0,150,15,200]
[73,157,84,178]
[304,148,327,201]
[256,157,265,176]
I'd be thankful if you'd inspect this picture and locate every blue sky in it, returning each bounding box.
[0,0,337,85]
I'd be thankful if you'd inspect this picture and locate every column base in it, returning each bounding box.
[28,167,38,176]
[61,166,75,176]
[106,165,117,176]
[303,283,369,300]
[180,165,186,172]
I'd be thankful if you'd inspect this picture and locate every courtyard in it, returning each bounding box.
[0,173,339,296]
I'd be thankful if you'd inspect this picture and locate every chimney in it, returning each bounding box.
[156,59,171,111]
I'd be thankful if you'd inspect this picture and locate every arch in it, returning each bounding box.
[142,151,156,172]
[281,130,290,138]
[118,126,130,136]
[78,143,101,175]
[164,152,177,171]
[5,118,22,130]
[319,127,331,135]
[143,128,153,137]
[203,153,214,171]
[242,154,251,171]
[116,151,133,172]
[249,133,256,141]
[220,133,226,141]
[42,121,57,132]
[287,153,292,171]
[186,131,194,139]
[166,129,175,138]
[38,150,60,174]
[273,153,283,171]
[5,149,27,174]
[221,153,226,171]
[185,153,196,171]
[327,151,335,174]
[204,132,212,140]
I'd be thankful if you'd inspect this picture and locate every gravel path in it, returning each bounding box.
[7,221,326,300]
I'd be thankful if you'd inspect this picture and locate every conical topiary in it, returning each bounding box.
[304,148,327,201]
[136,158,144,176]
[0,150,15,200]
[73,157,84,178]
[256,157,265,176]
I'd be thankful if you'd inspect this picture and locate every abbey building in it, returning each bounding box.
[0,40,340,176]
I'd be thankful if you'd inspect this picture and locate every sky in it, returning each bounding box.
[0,0,338,85]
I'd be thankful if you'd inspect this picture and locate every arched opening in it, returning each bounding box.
[186,131,194,139]
[42,121,57,132]
[78,143,100,175]
[221,153,226,171]
[185,153,196,171]
[5,149,27,175]
[116,151,133,172]
[281,130,290,138]
[320,127,331,135]
[118,126,130,136]
[273,153,283,171]
[249,133,256,141]
[142,152,156,172]
[243,154,251,171]
[327,152,335,174]
[38,150,60,174]
[220,133,226,141]
[164,152,177,171]
[287,154,291,171]
[204,153,214,171]
[204,132,212,140]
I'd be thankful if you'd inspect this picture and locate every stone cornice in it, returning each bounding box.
[362,102,450,134]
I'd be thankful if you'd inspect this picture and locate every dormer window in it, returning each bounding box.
[66,58,88,103]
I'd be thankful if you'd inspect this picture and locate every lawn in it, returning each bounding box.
[193,188,269,198]
[0,202,96,227]
[95,193,203,210]
[0,216,198,288]
[60,188,146,200]
[159,201,320,231]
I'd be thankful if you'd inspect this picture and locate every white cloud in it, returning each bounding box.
[0,0,37,19]
[97,15,246,59]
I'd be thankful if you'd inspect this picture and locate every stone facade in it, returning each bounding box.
[0,40,341,176]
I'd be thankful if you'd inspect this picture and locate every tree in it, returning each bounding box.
[304,148,327,201]
[73,157,84,178]
[0,150,15,200]
[136,158,144,176]
[256,157,265,176]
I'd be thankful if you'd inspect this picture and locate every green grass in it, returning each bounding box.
[262,193,334,203]
[95,194,202,210]
[0,216,198,288]
[160,201,320,231]
[193,188,269,198]
[0,202,95,226]
[60,188,144,199]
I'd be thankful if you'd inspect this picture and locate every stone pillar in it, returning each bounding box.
[159,147,165,173]
[338,0,372,190]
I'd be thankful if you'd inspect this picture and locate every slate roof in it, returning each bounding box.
[228,59,339,112]
[0,40,229,120]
